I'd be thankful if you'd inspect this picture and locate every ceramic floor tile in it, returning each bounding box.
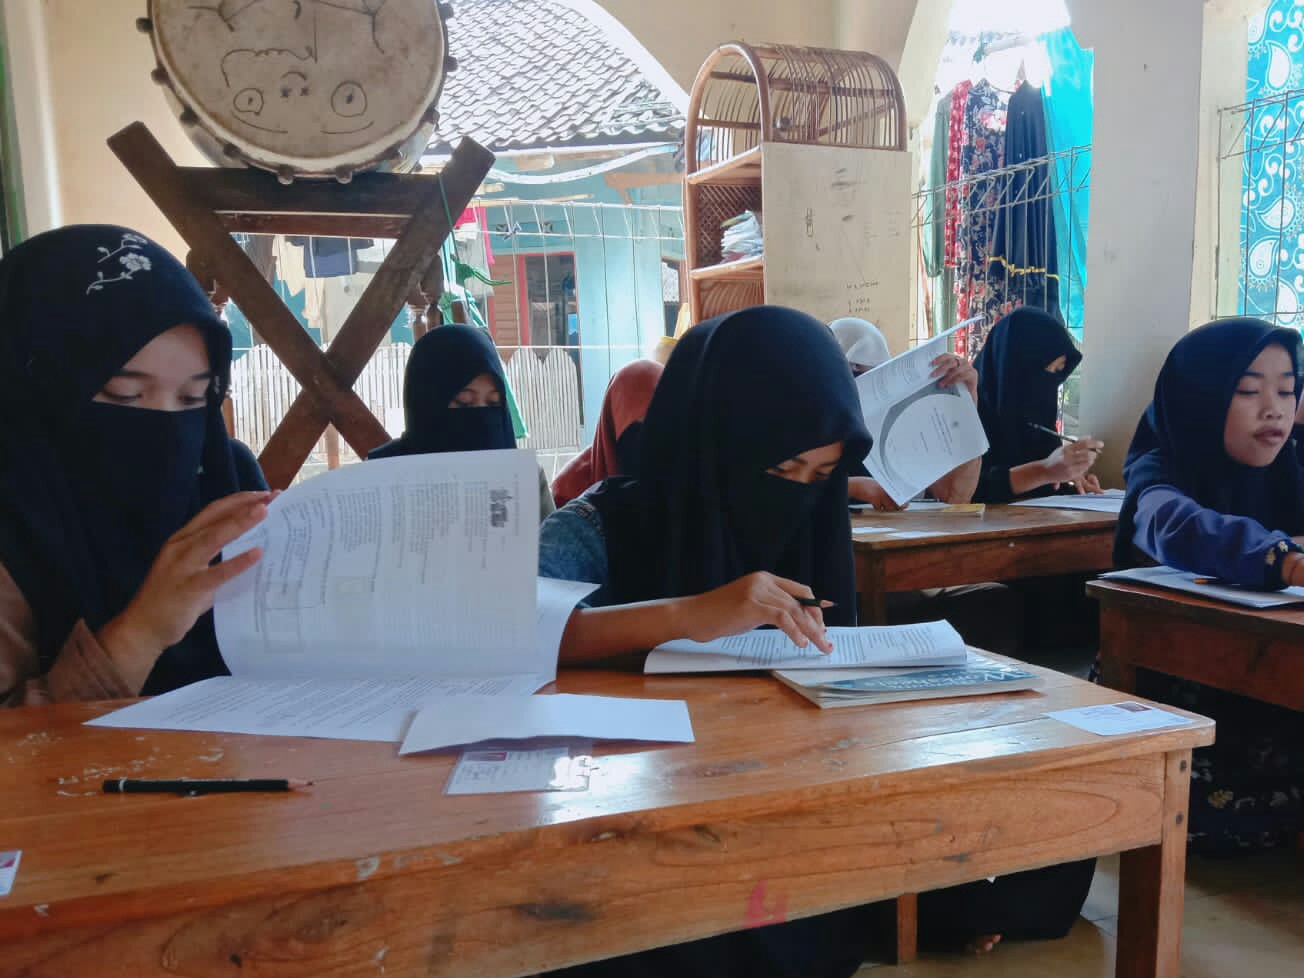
[1177,891,1304,978]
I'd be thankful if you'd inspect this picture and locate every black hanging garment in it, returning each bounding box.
[988,83,1060,318]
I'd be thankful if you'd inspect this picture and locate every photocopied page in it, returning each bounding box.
[855,319,988,505]
[86,674,549,742]
[1101,565,1304,609]
[216,451,543,680]
[400,694,695,754]
[1012,490,1125,514]
[646,621,967,673]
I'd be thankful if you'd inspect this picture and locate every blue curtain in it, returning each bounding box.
[1242,2,1304,326]
[1041,27,1093,339]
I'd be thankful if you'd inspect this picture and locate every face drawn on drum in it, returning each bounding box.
[200,0,392,139]
[157,0,444,173]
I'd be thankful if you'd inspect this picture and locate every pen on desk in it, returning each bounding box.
[795,597,836,608]
[102,778,313,796]
[1027,422,1101,453]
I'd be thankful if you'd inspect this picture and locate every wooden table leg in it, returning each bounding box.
[1115,749,1191,978]
[856,554,889,626]
[893,892,919,965]
[1098,607,1139,693]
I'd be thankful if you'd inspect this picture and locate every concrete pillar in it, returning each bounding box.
[1069,0,1205,484]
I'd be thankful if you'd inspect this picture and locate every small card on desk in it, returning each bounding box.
[1048,702,1192,736]
[0,851,20,897]
[445,742,593,795]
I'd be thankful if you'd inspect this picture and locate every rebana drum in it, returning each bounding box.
[140,0,452,182]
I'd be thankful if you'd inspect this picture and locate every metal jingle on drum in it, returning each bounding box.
[145,0,451,182]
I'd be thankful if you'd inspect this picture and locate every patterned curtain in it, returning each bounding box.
[1242,1,1304,327]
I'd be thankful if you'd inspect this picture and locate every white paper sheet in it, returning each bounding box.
[0,851,19,898]
[399,694,695,754]
[1011,490,1125,514]
[87,674,551,741]
[445,742,594,795]
[1101,565,1304,609]
[855,322,989,505]
[645,621,967,673]
[1048,702,1192,736]
[216,451,543,680]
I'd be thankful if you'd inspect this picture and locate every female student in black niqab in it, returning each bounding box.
[972,307,1103,502]
[368,323,554,518]
[0,225,271,707]
[540,305,874,977]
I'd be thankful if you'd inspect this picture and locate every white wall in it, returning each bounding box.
[1068,0,1206,484]
[3,0,61,234]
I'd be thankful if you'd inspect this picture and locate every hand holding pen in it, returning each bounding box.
[1028,422,1104,493]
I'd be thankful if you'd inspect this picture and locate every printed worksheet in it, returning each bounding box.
[216,451,545,679]
[645,621,967,673]
[856,319,989,505]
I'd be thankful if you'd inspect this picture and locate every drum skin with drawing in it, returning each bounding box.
[140,0,453,182]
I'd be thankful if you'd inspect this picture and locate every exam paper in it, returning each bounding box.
[1101,565,1304,609]
[855,321,989,505]
[1048,702,1192,736]
[645,621,967,673]
[87,674,549,742]
[1012,490,1125,514]
[399,694,695,754]
[216,451,548,680]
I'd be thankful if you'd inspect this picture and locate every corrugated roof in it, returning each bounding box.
[429,0,686,153]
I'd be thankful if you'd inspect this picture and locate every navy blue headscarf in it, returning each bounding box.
[974,307,1082,472]
[368,324,515,458]
[1115,318,1304,566]
[0,225,264,692]
[588,306,872,624]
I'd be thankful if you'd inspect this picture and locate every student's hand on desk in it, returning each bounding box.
[848,476,902,511]
[1042,438,1103,489]
[99,492,273,666]
[930,353,979,401]
[681,572,833,653]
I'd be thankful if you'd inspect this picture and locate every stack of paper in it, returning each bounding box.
[774,651,1042,708]
[88,452,692,749]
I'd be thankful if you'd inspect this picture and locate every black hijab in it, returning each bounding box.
[0,225,264,692]
[974,307,1082,470]
[368,324,515,458]
[587,306,872,625]
[1115,318,1304,566]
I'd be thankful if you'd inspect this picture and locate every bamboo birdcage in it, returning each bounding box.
[683,43,907,320]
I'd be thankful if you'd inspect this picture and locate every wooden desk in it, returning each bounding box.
[1,668,1210,978]
[853,505,1118,624]
[1090,579,1304,710]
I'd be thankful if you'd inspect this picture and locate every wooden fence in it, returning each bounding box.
[229,343,585,474]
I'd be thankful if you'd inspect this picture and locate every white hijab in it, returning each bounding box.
[830,318,892,372]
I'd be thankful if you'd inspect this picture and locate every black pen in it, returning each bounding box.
[1027,421,1101,453]
[795,597,836,608]
[102,778,312,796]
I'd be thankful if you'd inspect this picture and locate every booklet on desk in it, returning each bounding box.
[774,651,1042,708]
[645,621,967,673]
[1101,564,1304,609]
[87,452,600,743]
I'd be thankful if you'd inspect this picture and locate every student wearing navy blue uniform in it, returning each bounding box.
[1115,318,1304,853]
